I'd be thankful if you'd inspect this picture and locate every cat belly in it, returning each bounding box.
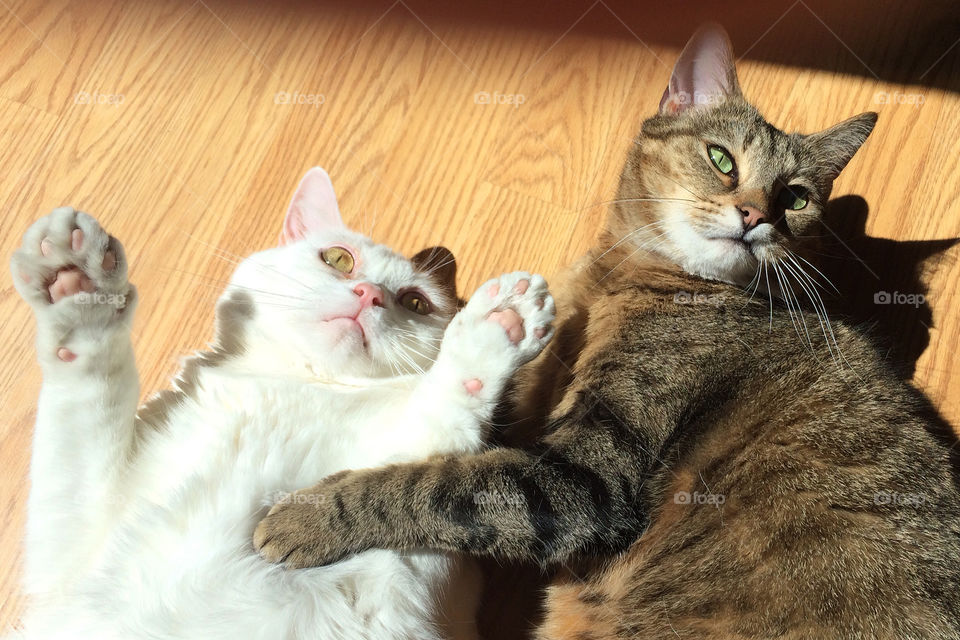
[29,383,465,640]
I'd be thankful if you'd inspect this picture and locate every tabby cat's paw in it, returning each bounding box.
[11,208,135,362]
[441,271,555,399]
[255,471,368,569]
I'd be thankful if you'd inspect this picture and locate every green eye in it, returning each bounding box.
[777,185,809,210]
[707,145,735,175]
[399,291,431,315]
[320,246,355,273]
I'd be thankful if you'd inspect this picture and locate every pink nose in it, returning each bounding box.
[353,283,384,308]
[740,205,767,230]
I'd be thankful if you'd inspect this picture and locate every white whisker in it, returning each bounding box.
[763,262,774,332]
[589,220,667,268]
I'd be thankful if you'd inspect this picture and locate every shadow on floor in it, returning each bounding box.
[819,195,958,378]
[251,0,960,92]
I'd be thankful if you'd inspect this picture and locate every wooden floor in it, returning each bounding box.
[1,0,958,632]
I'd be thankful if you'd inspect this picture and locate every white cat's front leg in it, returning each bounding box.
[10,207,138,593]
[402,271,555,455]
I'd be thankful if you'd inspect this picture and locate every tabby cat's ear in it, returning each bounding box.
[281,167,344,245]
[659,24,741,115]
[804,112,878,180]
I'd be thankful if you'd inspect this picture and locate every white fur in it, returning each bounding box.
[661,200,761,285]
[8,193,554,640]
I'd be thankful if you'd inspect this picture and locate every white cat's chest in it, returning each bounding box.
[47,370,449,639]
[128,370,416,518]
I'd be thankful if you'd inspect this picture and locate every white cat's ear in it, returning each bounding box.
[659,24,741,115]
[281,167,344,245]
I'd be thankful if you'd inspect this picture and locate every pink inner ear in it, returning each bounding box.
[281,167,345,245]
[659,24,740,115]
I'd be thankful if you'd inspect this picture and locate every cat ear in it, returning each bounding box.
[659,24,741,115]
[805,112,878,180]
[411,246,457,298]
[281,167,344,245]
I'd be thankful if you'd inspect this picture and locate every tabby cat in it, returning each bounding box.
[255,27,960,639]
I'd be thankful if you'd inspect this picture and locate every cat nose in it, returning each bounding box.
[353,283,384,308]
[739,205,767,231]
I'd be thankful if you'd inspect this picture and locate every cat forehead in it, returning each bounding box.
[699,107,795,158]
[683,104,815,183]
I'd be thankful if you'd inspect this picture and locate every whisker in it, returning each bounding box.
[159,267,317,303]
[595,229,671,284]
[772,263,804,346]
[577,196,699,213]
[182,232,318,295]
[788,251,840,295]
[779,263,815,351]
[763,262,774,332]
[782,259,844,369]
[740,263,763,304]
[590,220,667,267]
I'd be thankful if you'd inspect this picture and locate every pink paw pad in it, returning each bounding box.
[464,379,484,396]
[56,348,76,362]
[48,267,95,303]
[514,279,529,294]
[487,308,524,344]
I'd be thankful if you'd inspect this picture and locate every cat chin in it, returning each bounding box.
[667,234,757,285]
[325,317,367,344]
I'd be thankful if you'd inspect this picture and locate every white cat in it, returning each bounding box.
[7,168,555,640]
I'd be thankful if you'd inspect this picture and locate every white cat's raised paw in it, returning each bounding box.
[469,271,555,364]
[11,207,135,362]
[440,271,555,400]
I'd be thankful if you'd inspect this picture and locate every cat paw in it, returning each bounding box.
[442,271,554,398]
[11,207,135,361]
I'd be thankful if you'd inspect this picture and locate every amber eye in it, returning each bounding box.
[320,247,355,273]
[398,290,431,315]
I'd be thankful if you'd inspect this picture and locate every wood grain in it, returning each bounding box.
[0,0,958,631]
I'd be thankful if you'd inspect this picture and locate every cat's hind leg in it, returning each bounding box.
[10,207,139,592]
